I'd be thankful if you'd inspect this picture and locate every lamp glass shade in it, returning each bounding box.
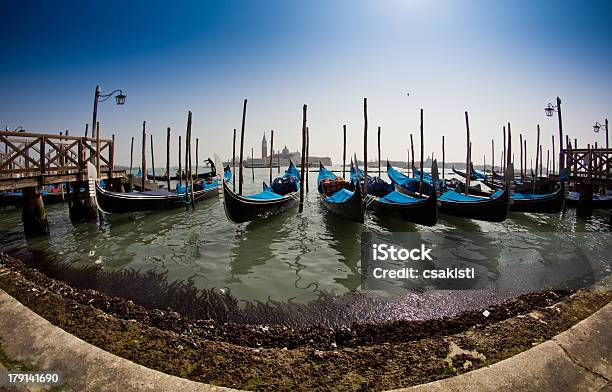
[115,94,126,105]
[593,123,600,133]
[545,106,554,117]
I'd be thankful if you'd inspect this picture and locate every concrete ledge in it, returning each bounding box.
[0,289,237,392]
[396,301,612,392]
[0,287,610,392]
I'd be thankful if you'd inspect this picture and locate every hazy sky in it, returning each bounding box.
[2,0,611,168]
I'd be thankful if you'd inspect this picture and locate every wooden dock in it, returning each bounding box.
[0,131,125,192]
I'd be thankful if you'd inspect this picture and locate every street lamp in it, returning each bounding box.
[91,85,126,139]
[545,97,564,172]
[593,119,609,157]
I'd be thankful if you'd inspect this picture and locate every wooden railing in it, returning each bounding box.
[0,131,114,181]
[563,148,611,182]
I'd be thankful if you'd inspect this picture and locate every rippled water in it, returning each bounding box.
[0,167,610,324]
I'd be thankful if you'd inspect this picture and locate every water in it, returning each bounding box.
[0,167,610,326]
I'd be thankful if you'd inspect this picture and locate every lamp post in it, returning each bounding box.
[594,119,609,177]
[91,85,126,140]
[545,97,564,173]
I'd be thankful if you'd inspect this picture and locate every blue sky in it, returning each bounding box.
[1,0,611,167]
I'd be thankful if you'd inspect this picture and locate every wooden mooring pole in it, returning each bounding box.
[552,135,556,176]
[419,109,424,196]
[363,98,368,197]
[269,130,274,184]
[166,127,171,190]
[141,121,146,191]
[299,104,307,213]
[535,125,541,177]
[377,126,381,177]
[519,133,524,181]
[442,136,445,180]
[232,129,237,191]
[187,111,195,210]
[150,134,156,182]
[195,138,199,177]
[342,125,347,179]
[464,111,471,195]
[306,127,310,192]
[178,135,182,187]
[251,147,255,182]
[410,134,415,177]
[239,100,247,195]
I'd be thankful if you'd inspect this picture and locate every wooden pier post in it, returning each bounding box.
[22,187,49,238]
[96,122,101,177]
[232,129,237,191]
[419,109,424,196]
[464,111,471,195]
[377,126,381,177]
[410,134,415,177]
[342,125,347,179]
[178,135,182,187]
[239,99,247,195]
[363,98,368,197]
[299,104,307,213]
[442,136,445,180]
[166,127,171,190]
[141,121,146,191]
[269,130,274,184]
[547,149,550,177]
[84,123,89,138]
[128,136,134,192]
[109,134,115,183]
[552,135,556,176]
[556,97,564,173]
[150,134,156,182]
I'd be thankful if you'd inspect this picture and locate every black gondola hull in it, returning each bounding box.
[222,180,297,223]
[320,185,365,223]
[367,186,438,226]
[396,184,509,222]
[509,184,565,213]
[96,182,217,213]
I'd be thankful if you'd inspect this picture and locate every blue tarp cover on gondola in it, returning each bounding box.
[244,182,284,200]
[379,191,423,204]
[388,164,436,193]
[325,188,353,203]
[271,161,300,195]
[512,191,555,200]
[317,165,338,183]
[350,166,394,196]
[440,189,503,202]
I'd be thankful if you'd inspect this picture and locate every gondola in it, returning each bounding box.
[509,183,565,213]
[566,191,612,209]
[222,162,299,223]
[95,180,218,213]
[358,162,437,226]
[452,166,486,181]
[389,163,510,222]
[0,187,67,207]
[318,163,364,223]
[147,158,217,182]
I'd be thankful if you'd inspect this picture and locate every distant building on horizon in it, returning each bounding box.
[225,139,331,168]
